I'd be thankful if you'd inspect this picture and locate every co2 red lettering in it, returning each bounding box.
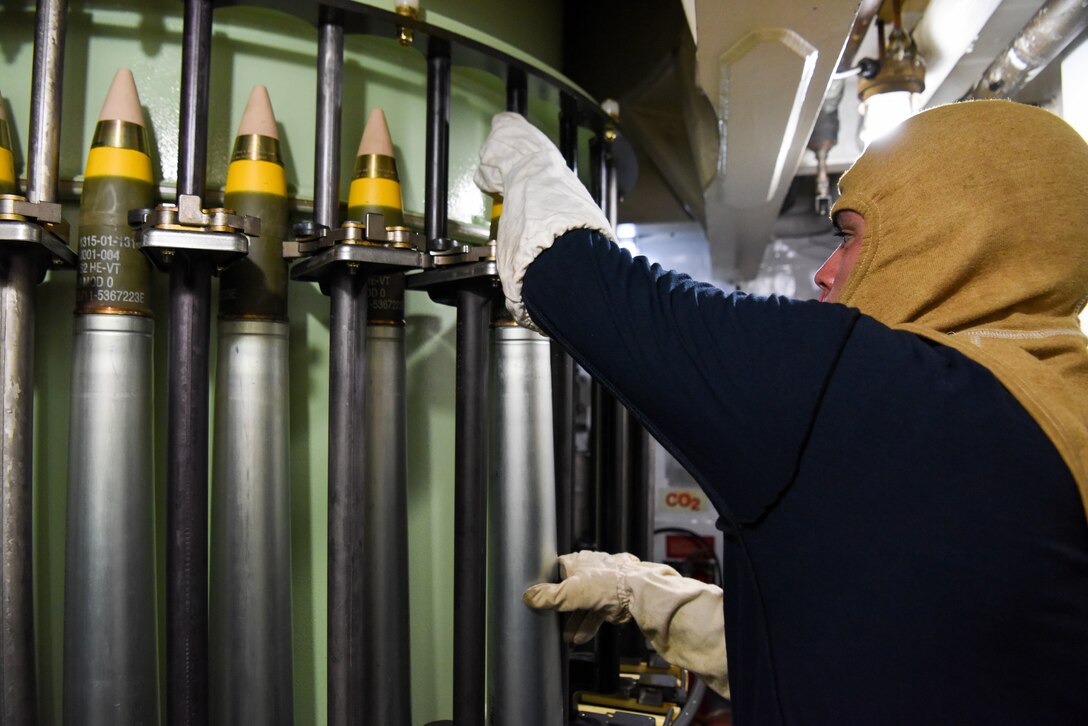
[665,491,701,511]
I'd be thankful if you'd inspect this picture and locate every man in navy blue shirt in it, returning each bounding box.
[477,101,1088,724]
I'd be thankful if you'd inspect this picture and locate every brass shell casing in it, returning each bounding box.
[91,119,150,154]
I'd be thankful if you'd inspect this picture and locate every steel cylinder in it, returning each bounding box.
[210,319,292,725]
[488,324,563,726]
[63,314,157,725]
[327,267,367,725]
[0,252,38,725]
[361,323,411,722]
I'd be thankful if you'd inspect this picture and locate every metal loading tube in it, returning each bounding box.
[2,1,67,721]
[63,69,157,725]
[488,324,563,725]
[361,318,411,721]
[210,86,293,724]
[485,69,563,726]
[349,108,412,723]
[168,1,213,722]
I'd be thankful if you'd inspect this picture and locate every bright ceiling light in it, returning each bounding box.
[859,90,918,146]
[856,4,926,147]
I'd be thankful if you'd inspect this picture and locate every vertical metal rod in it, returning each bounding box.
[177,0,211,198]
[167,256,212,726]
[314,9,344,231]
[506,67,528,117]
[2,2,67,720]
[454,286,491,726]
[604,145,619,230]
[425,40,451,250]
[554,108,578,559]
[168,2,213,723]
[553,104,579,725]
[0,256,38,725]
[588,136,626,693]
[626,422,652,561]
[314,12,363,724]
[27,0,67,203]
[590,380,622,694]
[327,268,367,726]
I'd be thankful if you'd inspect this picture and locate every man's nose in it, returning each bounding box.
[814,248,840,298]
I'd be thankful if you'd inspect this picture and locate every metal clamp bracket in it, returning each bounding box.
[0,193,78,276]
[405,242,500,305]
[287,212,430,287]
[131,194,255,273]
[406,242,498,288]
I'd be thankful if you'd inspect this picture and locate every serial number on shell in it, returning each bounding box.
[80,233,140,251]
[76,287,147,304]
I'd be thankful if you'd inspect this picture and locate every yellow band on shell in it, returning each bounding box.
[225,159,287,196]
[85,146,153,182]
[348,176,402,210]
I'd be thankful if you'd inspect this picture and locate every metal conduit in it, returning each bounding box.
[837,0,883,74]
[167,2,214,722]
[964,0,1088,100]
[425,40,451,251]
[0,255,38,726]
[27,0,66,205]
[2,1,67,721]
[314,8,343,232]
[312,11,369,725]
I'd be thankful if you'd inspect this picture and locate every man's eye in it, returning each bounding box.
[834,230,851,245]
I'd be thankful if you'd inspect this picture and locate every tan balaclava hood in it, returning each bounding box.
[831,100,1088,511]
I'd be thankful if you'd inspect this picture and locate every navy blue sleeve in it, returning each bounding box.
[522,229,861,524]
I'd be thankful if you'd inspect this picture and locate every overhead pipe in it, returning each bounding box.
[2,1,68,722]
[312,10,369,726]
[963,0,1088,100]
[63,69,158,725]
[836,0,883,74]
[487,68,563,726]
[166,2,214,722]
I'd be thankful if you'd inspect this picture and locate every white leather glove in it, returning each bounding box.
[474,112,616,331]
[524,550,730,697]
